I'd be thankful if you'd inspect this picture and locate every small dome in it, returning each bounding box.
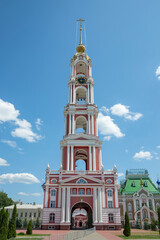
[76,44,86,53]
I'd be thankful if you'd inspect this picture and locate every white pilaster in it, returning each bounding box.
[133,198,136,213]
[71,146,73,171]
[102,186,105,208]
[66,187,70,222]
[93,146,96,171]
[152,199,155,211]
[70,84,72,103]
[88,114,91,134]
[69,114,71,134]
[115,186,118,208]
[72,114,75,134]
[91,114,94,134]
[93,188,98,223]
[92,84,94,103]
[58,187,61,208]
[98,188,102,222]
[67,145,70,171]
[89,146,92,171]
[45,186,48,208]
[61,187,66,222]
[73,84,75,103]
[99,148,102,170]
[60,147,63,170]
[64,114,67,135]
[87,85,90,103]
[96,117,98,136]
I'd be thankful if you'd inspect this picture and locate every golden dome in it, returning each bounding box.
[76,44,86,53]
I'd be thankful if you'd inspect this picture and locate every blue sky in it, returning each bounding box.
[0,0,160,203]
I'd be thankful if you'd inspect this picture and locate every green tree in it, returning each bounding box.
[26,220,32,235]
[150,219,157,231]
[23,218,28,228]
[16,218,23,228]
[0,192,13,208]
[8,204,17,239]
[136,220,141,229]
[35,217,41,228]
[0,208,9,240]
[123,212,131,237]
[158,206,160,235]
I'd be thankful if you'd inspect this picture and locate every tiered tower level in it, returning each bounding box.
[42,20,121,230]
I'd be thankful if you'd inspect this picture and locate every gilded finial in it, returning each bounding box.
[76,18,86,53]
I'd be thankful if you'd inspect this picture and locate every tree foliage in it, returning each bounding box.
[26,220,32,235]
[158,206,160,235]
[0,192,13,208]
[0,208,9,240]
[8,204,17,239]
[23,218,28,228]
[35,217,41,228]
[123,212,131,237]
[16,218,23,228]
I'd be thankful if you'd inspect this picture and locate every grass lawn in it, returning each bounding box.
[118,234,160,239]
[17,233,50,236]
[15,238,44,240]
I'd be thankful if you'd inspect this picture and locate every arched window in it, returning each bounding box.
[50,213,55,222]
[75,160,86,171]
[76,87,87,104]
[128,203,132,211]
[51,189,56,196]
[144,181,148,187]
[77,178,87,184]
[76,116,87,134]
[76,62,86,75]
[149,199,152,210]
[107,190,113,197]
[108,214,114,223]
[136,200,139,211]
[131,181,136,187]
[142,209,148,220]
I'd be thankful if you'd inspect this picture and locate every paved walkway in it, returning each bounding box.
[77,231,107,240]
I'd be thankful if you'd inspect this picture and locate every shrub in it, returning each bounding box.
[151,219,157,231]
[123,212,131,237]
[18,232,25,235]
[136,220,141,229]
[26,220,32,235]
[35,217,41,228]
[144,221,149,230]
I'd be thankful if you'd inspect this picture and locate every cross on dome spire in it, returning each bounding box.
[76,18,86,53]
[77,18,85,44]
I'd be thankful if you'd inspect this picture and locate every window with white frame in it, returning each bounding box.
[136,200,139,210]
[107,190,113,197]
[73,189,77,195]
[129,213,132,220]
[79,189,84,195]
[50,201,56,208]
[87,189,91,195]
[108,201,113,208]
[128,203,132,211]
[50,213,55,222]
[108,214,114,222]
[51,189,56,196]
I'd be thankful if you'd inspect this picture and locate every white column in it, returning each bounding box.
[87,85,90,103]
[61,187,66,222]
[73,84,75,103]
[69,114,71,134]
[66,187,70,222]
[102,186,105,208]
[93,146,96,171]
[72,114,75,134]
[69,85,71,103]
[98,188,102,222]
[99,148,102,170]
[60,147,63,170]
[133,198,136,213]
[152,199,155,211]
[67,145,70,171]
[123,198,126,216]
[71,146,73,171]
[89,146,92,171]
[91,114,94,134]
[115,186,118,208]
[88,114,91,134]
[90,85,93,104]
[45,186,48,208]
[93,188,98,223]
[92,84,94,103]
[70,84,72,103]
[58,187,61,208]
[96,117,98,136]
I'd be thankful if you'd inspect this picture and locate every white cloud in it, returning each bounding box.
[110,103,143,121]
[156,157,159,160]
[0,99,19,122]
[133,151,153,161]
[0,158,10,166]
[125,149,128,153]
[18,192,41,196]
[35,118,43,131]
[1,139,17,148]
[156,66,160,80]
[157,146,160,149]
[118,173,124,177]
[99,106,109,114]
[98,112,125,140]
[0,99,42,143]
[0,173,40,184]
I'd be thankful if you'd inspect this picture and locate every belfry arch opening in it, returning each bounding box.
[76,116,87,134]
[76,87,87,104]
[71,202,93,229]
[75,149,87,171]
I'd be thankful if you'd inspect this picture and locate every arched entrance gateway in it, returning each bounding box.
[71,202,93,229]
[42,20,121,230]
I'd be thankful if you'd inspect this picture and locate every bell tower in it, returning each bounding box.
[60,19,102,172]
[42,20,121,231]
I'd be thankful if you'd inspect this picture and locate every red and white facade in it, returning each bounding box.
[42,26,121,230]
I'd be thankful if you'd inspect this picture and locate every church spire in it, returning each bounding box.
[76,18,86,53]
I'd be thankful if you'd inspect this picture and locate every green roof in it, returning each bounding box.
[119,178,160,195]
